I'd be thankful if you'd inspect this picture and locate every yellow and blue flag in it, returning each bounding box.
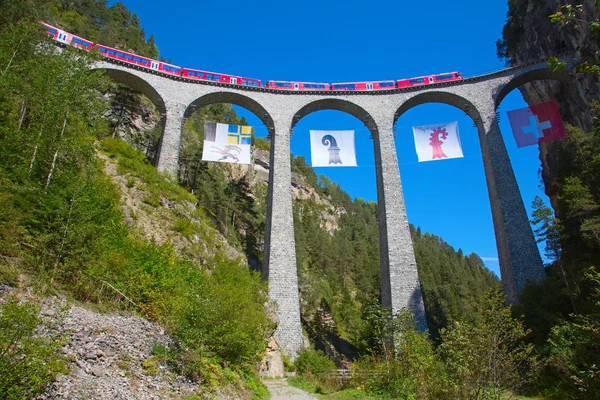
[228,124,252,145]
[202,122,252,164]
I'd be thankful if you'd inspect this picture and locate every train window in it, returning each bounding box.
[98,47,106,52]
[107,50,115,55]
[141,59,149,65]
[409,78,425,84]
[47,28,57,35]
[133,57,141,62]
[436,74,453,80]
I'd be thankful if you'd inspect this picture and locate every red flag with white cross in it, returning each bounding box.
[507,100,566,148]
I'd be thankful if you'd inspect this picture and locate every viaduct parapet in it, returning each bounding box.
[94,60,570,358]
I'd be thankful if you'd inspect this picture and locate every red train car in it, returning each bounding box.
[266,80,330,90]
[396,75,433,88]
[182,68,261,87]
[41,22,93,51]
[432,71,463,83]
[331,80,396,91]
[96,44,181,76]
[397,72,463,88]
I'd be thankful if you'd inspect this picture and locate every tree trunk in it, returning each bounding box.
[0,38,24,80]
[52,195,76,281]
[45,112,69,192]
[17,100,27,131]
[28,115,46,177]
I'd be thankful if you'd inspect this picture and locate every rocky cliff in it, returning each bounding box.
[498,0,600,208]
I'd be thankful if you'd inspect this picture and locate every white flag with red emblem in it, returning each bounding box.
[412,121,463,162]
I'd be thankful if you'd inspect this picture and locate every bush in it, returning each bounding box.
[353,308,448,399]
[440,292,538,400]
[294,348,337,389]
[0,297,67,399]
[173,259,274,366]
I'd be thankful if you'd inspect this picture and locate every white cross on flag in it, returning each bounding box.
[412,121,463,162]
[506,100,565,148]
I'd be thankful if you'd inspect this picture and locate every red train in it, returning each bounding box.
[265,81,330,90]
[397,72,463,88]
[41,22,93,51]
[331,80,396,91]
[41,22,464,91]
[183,68,261,87]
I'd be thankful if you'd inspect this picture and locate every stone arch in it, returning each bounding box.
[495,66,572,107]
[93,65,167,115]
[394,91,483,129]
[185,91,275,131]
[291,98,377,134]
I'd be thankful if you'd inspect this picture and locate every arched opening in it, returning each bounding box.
[180,92,274,271]
[394,92,502,337]
[288,99,379,362]
[95,66,167,163]
[494,71,575,304]
[495,67,573,213]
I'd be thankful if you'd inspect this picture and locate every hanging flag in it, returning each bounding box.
[201,122,252,164]
[507,100,566,148]
[309,130,357,167]
[412,121,463,162]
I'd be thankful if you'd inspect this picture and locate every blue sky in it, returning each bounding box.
[110,0,552,277]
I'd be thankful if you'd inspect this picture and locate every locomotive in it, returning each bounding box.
[42,22,463,91]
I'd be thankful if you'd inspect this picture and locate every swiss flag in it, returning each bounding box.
[507,100,566,148]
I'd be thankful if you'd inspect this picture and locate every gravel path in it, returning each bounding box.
[264,379,318,400]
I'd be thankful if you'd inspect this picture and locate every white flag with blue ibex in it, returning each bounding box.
[309,130,357,167]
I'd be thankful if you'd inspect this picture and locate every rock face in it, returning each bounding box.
[104,85,162,161]
[231,147,343,235]
[499,0,600,208]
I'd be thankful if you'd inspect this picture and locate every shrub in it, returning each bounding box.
[439,292,539,400]
[353,308,448,399]
[294,348,337,389]
[0,297,67,399]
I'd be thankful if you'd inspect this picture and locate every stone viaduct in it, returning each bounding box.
[94,59,571,358]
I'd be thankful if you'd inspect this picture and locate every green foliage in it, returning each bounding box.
[0,297,67,399]
[294,347,337,389]
[353,307,448,400]
[0,0,161,58]
[173,259,273,365]
[178,105,265,262]
[254,137,271,151]
[541,267,600,399]
[439,292,538,400]
[0,18,271,398]
[549,2,600,76]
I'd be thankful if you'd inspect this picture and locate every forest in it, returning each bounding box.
[0,0,598,399]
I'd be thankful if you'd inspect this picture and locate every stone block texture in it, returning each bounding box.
[92,60,562,357]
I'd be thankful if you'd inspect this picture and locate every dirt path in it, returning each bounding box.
[264,379,318,400]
